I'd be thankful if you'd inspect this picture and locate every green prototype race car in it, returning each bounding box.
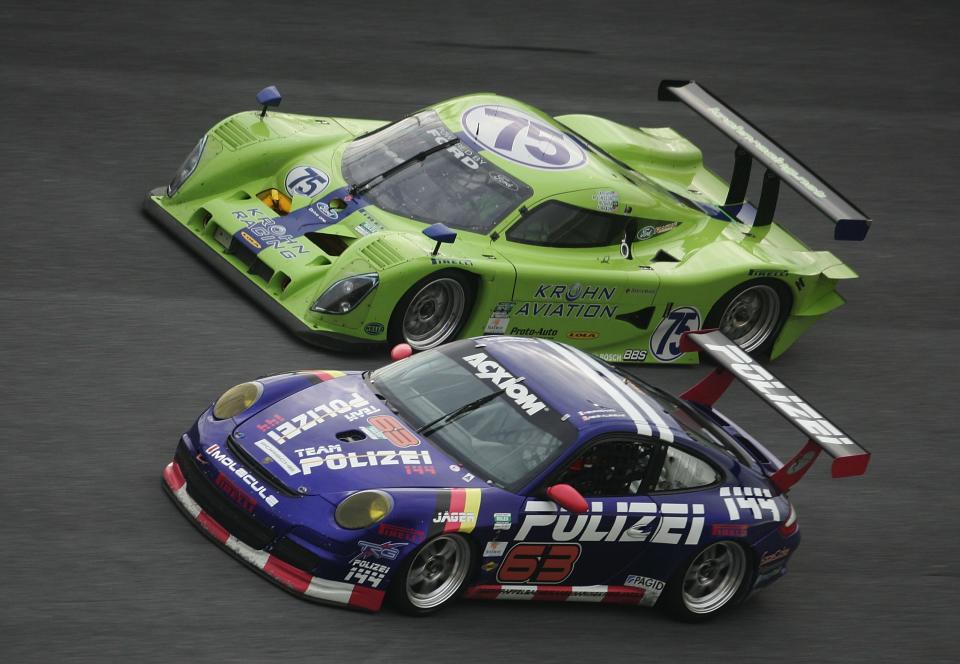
[143,80,871,364]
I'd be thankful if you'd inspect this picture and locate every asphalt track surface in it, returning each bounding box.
[2,1,957,662]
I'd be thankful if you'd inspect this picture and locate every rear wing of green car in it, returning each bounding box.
[658,79,871,241]
[678,330,870,492]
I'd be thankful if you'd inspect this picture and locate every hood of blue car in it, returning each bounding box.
[231,374,472,495]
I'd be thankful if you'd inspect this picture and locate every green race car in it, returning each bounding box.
[143,80,871,363]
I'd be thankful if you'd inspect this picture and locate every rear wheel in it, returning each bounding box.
[660,541,752,621]
[389,534,473,615]
[705,279,790,357]
[390,271,474,351]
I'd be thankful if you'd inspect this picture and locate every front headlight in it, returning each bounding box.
[212,381,263,419]
[311,273,379,314]
[167,135,208,197]
[335,490,393,529]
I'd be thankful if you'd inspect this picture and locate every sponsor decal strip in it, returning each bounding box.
[465,584,653,606]
[429,488,483,537]
[539,340,659,438]
[565,342,676,442]
[162,461,384,612]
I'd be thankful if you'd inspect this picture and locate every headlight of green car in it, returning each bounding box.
[311,273,379,314]
[167,135,207,197]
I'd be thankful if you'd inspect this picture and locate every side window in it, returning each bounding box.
[506,201,626,248]
[655,446,719,491]
[555,439,655,497]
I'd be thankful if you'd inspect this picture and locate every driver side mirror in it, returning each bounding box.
[545,483,589,514]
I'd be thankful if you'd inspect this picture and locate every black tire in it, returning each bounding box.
[704,278,791,358]
[659,540,754,622]
[389,534,473,616]
[389,270,475,351]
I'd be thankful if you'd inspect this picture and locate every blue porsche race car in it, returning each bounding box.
[162,331,869,620]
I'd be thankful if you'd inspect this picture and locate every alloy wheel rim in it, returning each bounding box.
[681,541,747,614]
[406,535,470,609]
[402,278,466,350]
[719,285,780,352]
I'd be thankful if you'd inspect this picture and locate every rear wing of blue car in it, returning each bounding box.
[678,330,870,492]
[658,80,871,241]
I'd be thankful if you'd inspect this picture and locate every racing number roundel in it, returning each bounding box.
[285,165,330,198]
[496,543,581,584]
[461,105,586,170]
[650,306,701,362]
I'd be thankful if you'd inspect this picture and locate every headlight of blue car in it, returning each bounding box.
[167,135,208,197]
[311,273,379,314]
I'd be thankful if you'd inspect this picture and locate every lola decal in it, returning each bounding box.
[517,500,704,545]
[298,450,432,474]
[461,105,586,170]
[719,487,780,521]
[462,353,547,415]
[497,543,581,584]
[650,307,700,362]
[205,444,279,507]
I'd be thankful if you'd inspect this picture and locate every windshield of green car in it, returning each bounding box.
[368,341,577,490]
[341,110,533,234]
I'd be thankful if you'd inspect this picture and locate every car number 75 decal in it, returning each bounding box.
[461,105,586,170]
[496,543,581,584]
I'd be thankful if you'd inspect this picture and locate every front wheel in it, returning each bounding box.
[705,279,790,357]
[660,541,752,621]
[389,534,473,615]
[390,271,474,351]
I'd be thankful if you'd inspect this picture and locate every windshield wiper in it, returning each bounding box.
[417,390,502,436]
[349,138,459,198]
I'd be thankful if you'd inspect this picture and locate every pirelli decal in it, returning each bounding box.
[430,488,483,536]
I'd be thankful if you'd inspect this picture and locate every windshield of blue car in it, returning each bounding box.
[342,110,533,234]
[369,342,577,490]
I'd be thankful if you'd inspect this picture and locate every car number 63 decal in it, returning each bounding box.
[496,543,581,584]
[461,105,586,170]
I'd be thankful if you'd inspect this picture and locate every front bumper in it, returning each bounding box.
[142,189,384,353]
[162,459,384,611]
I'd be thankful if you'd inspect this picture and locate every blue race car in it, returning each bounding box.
[162,331,869,620]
